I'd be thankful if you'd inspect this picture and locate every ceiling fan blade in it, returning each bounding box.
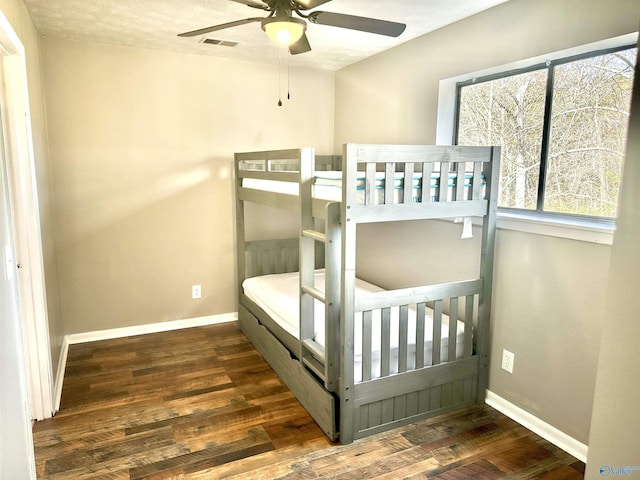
[310,11,406,37]
[294,0,333,9]
[229,0,269,10]
[178,17,264,37]
[289,33,311,55]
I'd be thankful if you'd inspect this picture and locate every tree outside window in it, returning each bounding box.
[456,46,637,220]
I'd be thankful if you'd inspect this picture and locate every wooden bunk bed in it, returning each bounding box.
[234,143,500,443]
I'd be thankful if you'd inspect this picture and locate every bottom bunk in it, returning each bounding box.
[238,269,481,443]
[243,270,469,382]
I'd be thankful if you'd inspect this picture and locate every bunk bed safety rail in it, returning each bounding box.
[354,279,480,383]
[236,148,341,219]
[341,144,494,222]
[236,148,305,174]
[236,148,338,179]
[355,163,486,205]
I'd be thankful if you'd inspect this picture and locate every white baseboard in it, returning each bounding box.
[65,312,238,345]
[52,336,70,413]
[485,390,588,463]
[53,312,238,413]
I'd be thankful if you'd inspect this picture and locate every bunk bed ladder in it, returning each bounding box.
[299,149,341,393]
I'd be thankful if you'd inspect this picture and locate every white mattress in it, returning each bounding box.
[242,270,467,382]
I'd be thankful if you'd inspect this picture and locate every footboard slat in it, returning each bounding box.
[465,295,475,357]
[416,303,426,368]
[380,308,391,377]
[362,310,373,382]
[455,168,466,201]
[382,398,394,425]
[473,161,484,200]
[403,162,415,204]
[449,297,459,362]
[420,162,434,203]
[364,163,376,205]
[440,161,451,201]
[384,162,395,205]
[398,305,409,373]
[432,300,443,365]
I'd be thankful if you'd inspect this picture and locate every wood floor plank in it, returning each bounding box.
[261,414,328,449]
[484,436,555,474]
[536,465,586,480]
[129,429,274,479]
[33,322,584,479]
[44,427,177,475]
[430,459,506,479]
[315,440,438,479]
[186,437,334,479]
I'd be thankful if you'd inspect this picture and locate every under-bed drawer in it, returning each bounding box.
[238,303,338,441]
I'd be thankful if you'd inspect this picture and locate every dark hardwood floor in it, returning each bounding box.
[32,322,585,479]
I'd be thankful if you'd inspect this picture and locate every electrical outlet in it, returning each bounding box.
[192,284,202,299]
[501,349,515,373]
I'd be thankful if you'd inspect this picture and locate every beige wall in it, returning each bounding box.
[41,38,334,333]
[334,0,639,444]
[0,0,63,380]
[586,37,640,477]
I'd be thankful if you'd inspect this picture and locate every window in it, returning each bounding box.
[455,45,637,221]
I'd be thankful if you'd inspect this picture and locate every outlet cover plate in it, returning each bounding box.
[501,349,515,373]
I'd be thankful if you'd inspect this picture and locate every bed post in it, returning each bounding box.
[476,146,501,402]
[234,153,246,303]
[340,143,358,444]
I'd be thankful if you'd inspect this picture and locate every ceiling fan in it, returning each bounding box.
[178,0,406,55]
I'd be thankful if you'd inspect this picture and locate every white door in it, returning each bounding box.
[0,11,54,421]
[0,105,37,478]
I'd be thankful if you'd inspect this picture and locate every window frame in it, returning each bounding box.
[453,43,637,226]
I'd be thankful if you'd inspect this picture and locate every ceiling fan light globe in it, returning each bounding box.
[262,17,306,46]
[276,28,292,45]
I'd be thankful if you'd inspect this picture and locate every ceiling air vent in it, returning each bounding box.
[201,38,238,47]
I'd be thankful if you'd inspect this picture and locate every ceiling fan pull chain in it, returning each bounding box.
[277,46,283,106]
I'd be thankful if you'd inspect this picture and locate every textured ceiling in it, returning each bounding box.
[23,0,511,71]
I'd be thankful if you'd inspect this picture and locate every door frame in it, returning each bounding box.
[0,10,53,421]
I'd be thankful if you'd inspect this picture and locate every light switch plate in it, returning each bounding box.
[3,245,15,281]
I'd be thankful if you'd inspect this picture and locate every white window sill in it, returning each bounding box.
[495,211,615,245]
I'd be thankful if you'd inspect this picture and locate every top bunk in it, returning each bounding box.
[235,143,500,224]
